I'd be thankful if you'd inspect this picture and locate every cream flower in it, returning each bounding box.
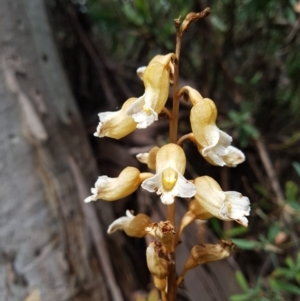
[180,86,245,167]
[94,97,137,139]
[194,176,250,226]
[136,146,159,170]
[141,143,196,205]
[84,167,153,202]
[126,53,175,129]
[107,210,152,237]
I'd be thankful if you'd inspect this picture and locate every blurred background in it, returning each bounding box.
[0,0,299,300]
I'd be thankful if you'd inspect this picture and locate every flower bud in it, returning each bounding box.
[94,97,137,139]
[141,143,196,204]
[84,167,153,202]
[107,210,152,237]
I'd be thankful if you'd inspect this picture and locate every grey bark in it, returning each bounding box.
[0,1,121,300]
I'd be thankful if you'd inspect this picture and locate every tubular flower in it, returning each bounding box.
[180,86,245,167]
[94,97,137,139]
[126,53,175,129]
[142,143,196,205]
[107,210,152,237]
[194,176,250,226]
[84,167,153,202]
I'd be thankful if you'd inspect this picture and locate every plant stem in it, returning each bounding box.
[169,18,182,145]
[167,17,182,301]
[166,9,210,300]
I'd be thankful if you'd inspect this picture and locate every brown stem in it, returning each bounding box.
[166,16,182,301]
[166,9,210,300]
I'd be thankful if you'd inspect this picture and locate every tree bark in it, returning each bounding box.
[0,1,120,300]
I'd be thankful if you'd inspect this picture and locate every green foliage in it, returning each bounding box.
[293,162,300,177]
[87,0,191,58]
[231,253,300,301]
[228,183,300,300]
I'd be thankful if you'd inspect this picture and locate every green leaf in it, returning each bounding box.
[224,226,249,238]
[269,279,300,295]
[232,239,262,250]
[230,294,252,301]
[234,76,245,84]
[293,162,300,177]
[230,289,262,301]
[250,72,262,84]
[210,15,227,32]
[285,181,299,202]
[285,256,294,269]
[122,4,144,26]
[296,253,300,269]
[267,223,280,242]
[241,123,260,139]
[236,271,249,291]
[272,267,293,278]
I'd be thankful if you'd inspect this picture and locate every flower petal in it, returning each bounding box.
[142,169,196,205]
[137,66,146,80]
[126,53,175,128]
[141,172,162,193]
[107,210,152,237]
[222,146,245,167]
[84,167,142,202]
[94,98,137,139]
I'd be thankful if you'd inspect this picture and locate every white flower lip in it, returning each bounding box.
[107,210,134,234]
[184,85,245,167]
[202,130,245,167]
[84,176,112,203]
[142,167,196,205]
[194,176,250,226]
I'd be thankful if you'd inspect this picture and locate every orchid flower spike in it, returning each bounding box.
[126,53,176,129]
[84,167,153,202]
[107,210,152,237]
[94,97,138,139]
[141,143,196,205]
[180,86,245,167]
[194,176,250,226]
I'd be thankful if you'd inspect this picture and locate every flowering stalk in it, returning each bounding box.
[83,7,252,301]
[167,10,211,301]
